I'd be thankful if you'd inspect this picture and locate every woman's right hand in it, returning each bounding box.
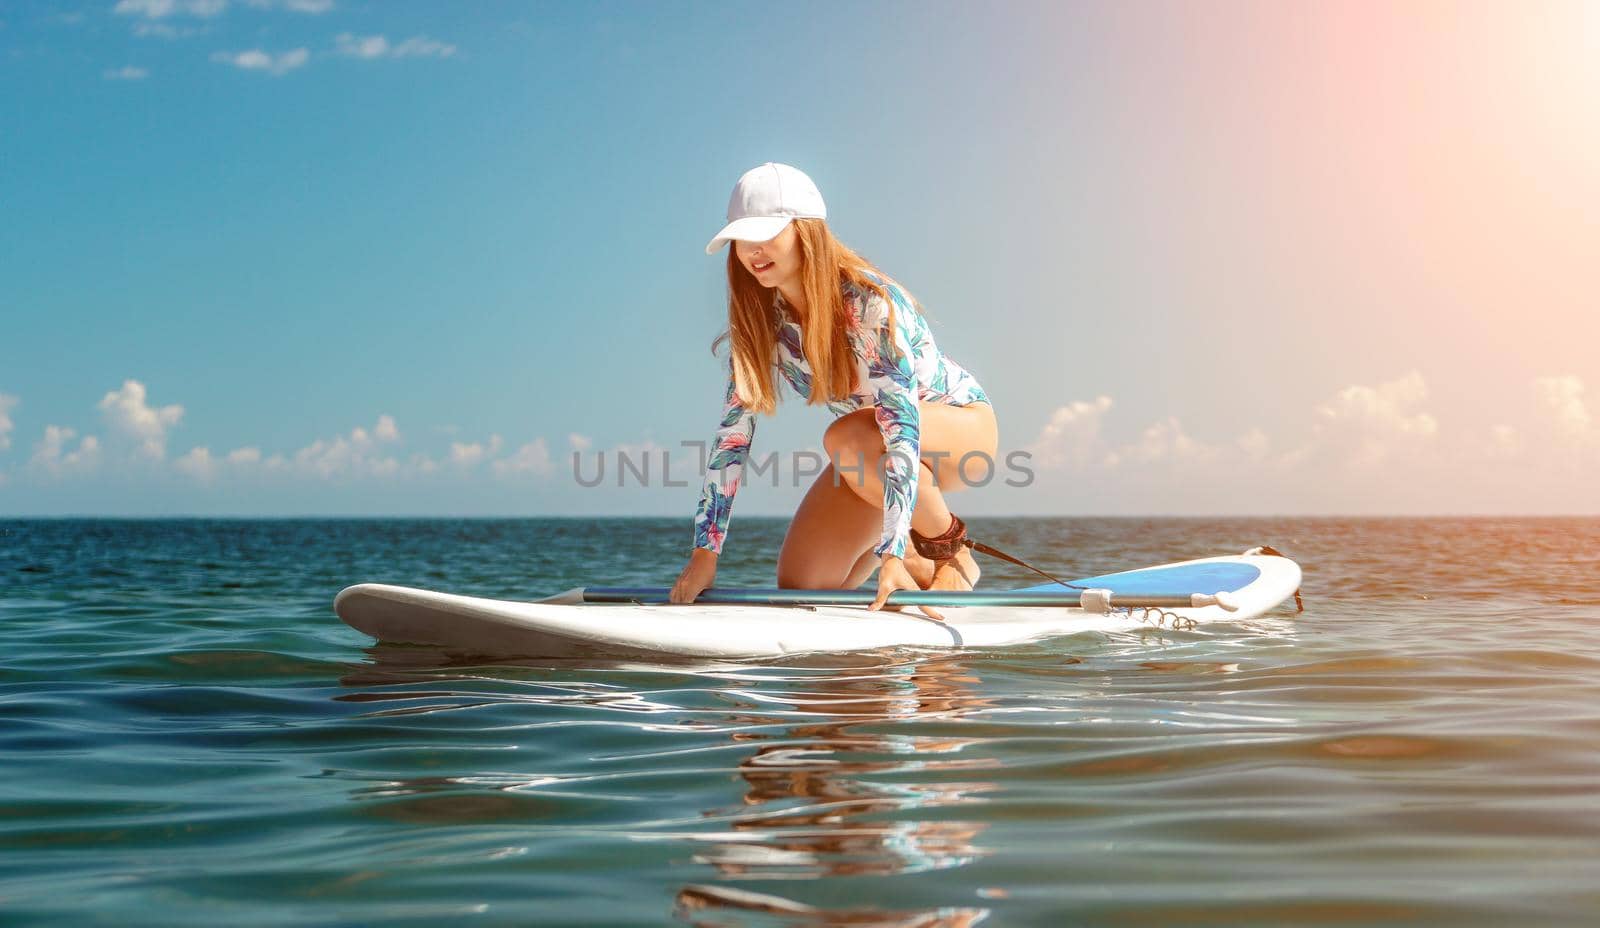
[669,548,718,604]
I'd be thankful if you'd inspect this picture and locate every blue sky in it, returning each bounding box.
[2,0,1597,518]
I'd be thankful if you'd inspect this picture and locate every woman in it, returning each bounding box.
[669,163,997,621]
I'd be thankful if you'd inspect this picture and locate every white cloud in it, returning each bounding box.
[103,66,149,80]
[493,438,553,477]
[175,446,218,481]
[1535,375,1591,444]
[569,433,593,451]
[1122,417,1216,467]
[292,437,379,478]
[289,416,402,479]
[450,434,503,470]
[1306,371,1438,468]
[335,32,387,59]
[0,393,16,451]
[211,48,309,76]
[245,0,334,11]
[32,425,73,466]
[1488,424,1522,458]
[61,412,409,484]
[132,22,201,38]
[1024,373,1442,480]
[98,379,183,461]
[1237,427,1270,462]
[336,32,457,60]
[114,0,227,19]
[1027,396,1113,470]
[392,36,456,58]
[30,426,100,476]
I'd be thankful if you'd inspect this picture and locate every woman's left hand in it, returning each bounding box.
[870,555,945,622]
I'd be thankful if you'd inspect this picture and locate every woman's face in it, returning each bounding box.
[734,223,800,290]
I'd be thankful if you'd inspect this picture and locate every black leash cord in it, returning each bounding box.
[963,539,1092,592]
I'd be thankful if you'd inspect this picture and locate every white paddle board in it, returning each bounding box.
[334,551,1302,659]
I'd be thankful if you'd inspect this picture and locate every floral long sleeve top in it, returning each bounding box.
[692,269,989,559]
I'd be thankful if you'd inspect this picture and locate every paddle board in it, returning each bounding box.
[334,551,1302,659]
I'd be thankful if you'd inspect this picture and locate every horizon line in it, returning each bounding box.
[4,513,1598,521]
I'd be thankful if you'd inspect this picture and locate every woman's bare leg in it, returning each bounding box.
[822,402,998,587]
[841,546,881,589]
[781,402,998,591]
[777,462,951,590]
[779,469,944,593]
[776,463,881,589]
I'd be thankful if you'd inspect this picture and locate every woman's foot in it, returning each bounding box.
[951,545,981,589]
[897,543,980,594]
[928,558,974,593]
[934,547,972,592]
[882,539,979,613]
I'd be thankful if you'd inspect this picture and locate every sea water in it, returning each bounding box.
[2,517,1598,926]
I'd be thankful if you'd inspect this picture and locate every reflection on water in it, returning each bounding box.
[341,647,1000,924]
[675,883,988,927]
[685,659,996,926]
[708,660,995,878]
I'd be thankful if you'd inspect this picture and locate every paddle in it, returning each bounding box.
[578,586,1241,614]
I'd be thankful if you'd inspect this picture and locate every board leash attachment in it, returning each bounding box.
[1243,545,1305,613]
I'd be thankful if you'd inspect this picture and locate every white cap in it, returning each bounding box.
[704,162,827,255]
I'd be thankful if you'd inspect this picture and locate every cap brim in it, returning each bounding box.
[704,216,793,255]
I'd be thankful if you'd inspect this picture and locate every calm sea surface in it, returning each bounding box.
[2,517,1598,926]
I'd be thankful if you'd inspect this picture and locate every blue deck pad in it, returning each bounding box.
[1015,561,1261,595]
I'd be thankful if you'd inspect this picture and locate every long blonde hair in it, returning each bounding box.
[711,218,898,414]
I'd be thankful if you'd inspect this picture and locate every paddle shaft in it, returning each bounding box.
[578,587,1237,611]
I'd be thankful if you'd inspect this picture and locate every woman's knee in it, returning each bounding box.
[821,410,880,474]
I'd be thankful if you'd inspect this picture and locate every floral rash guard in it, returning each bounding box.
[692,270,990,559]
